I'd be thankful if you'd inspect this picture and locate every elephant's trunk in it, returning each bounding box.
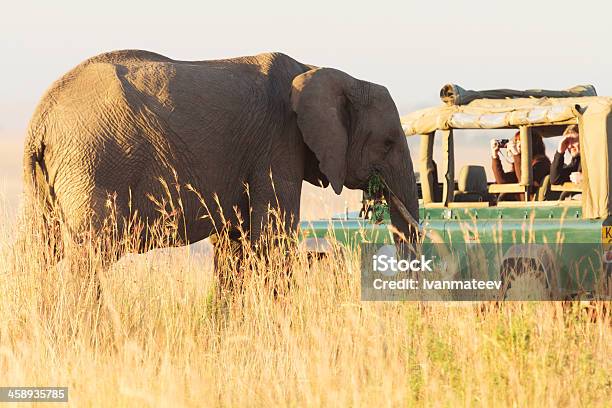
[379,136,420,247]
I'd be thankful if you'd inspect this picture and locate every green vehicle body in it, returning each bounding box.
[300,89,612,299]
[300,202,604,290]
[301,203,595,245]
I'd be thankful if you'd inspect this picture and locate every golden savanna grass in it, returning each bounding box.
[0,135,610,407]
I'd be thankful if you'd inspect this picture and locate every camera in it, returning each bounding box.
[496,139,509,148]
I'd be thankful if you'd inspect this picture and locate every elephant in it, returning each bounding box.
[23,50,419,273]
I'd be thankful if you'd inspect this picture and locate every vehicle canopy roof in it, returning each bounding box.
[400,84,612,219]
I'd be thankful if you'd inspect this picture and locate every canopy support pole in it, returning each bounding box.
[519,126,533,201]
[441,129,454,205]
[419,133,435,204]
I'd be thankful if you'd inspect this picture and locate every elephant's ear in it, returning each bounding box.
[291,68,351,195]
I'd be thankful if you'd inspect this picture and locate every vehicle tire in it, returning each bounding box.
[501,258,551,300]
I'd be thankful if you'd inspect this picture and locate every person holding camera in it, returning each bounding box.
[490,131,551,200]
[550,124,582,185]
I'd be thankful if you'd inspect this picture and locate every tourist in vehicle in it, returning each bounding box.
[551,124,582,185]
[490,131,551,199]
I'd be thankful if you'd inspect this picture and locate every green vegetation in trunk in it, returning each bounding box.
[367,172,387,222]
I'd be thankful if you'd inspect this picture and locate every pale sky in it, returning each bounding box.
[2,0,611,176]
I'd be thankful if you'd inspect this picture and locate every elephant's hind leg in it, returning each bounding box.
[56,190,127,303]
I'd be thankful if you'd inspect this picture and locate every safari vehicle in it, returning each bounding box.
[300,84,612,299]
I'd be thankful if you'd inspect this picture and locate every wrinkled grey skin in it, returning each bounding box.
[24,50,418,259]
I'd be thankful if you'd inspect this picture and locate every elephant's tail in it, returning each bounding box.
[23,134,55,214]
[22,133,66,262]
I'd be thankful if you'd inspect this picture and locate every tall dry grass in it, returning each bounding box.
[0,190,610,408]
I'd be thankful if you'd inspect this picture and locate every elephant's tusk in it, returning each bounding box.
[389,195,422,237]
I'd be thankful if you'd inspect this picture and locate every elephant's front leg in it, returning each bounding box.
[211,231,245,297]
[250,174,302,296]
[248,175,302,246]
